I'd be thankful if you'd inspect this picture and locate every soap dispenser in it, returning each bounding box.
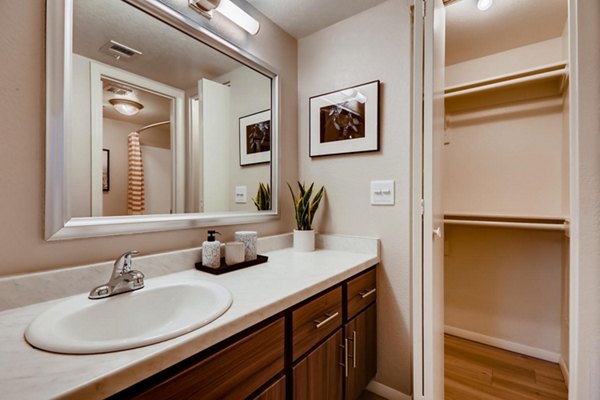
[202,230,222,268]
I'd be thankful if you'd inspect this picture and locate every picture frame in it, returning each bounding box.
[102,149,110,192]
[239,109,271,166]
[309,80,380,157]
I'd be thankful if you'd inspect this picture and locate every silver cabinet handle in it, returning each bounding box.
[352,330,357,368]
[433,226,442,238]
[360,288,377,299]
[314,312,339,329]
[339,341,348,377]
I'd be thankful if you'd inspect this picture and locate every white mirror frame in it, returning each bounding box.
[46,0,280,240]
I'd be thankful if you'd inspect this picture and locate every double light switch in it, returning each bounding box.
[370,180,395,205]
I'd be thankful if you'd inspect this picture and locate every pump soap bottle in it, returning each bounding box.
[202,230,222,268]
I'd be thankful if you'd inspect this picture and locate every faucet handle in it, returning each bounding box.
[114,250,140,274]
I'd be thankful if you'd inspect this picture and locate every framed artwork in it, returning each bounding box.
[239,109,271,166]
[309,80,380,157]
[102,149,110,192]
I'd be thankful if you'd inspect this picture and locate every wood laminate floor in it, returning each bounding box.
[358,390,387,400]
[445,334,568,400]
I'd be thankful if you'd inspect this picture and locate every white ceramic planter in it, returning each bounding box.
[293,229,315,252]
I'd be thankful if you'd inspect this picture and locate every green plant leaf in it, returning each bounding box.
[288,181,325,230]
[253,183,271,211]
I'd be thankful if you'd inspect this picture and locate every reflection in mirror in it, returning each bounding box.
[70,0,272,218]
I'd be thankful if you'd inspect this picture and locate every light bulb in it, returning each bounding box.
[109,99,143,116]
[216,0,260,35]
[477,0,493,11]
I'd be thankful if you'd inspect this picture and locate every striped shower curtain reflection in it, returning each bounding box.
[127,132,145,215]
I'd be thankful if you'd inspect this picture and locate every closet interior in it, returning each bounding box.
[442,0,570,398]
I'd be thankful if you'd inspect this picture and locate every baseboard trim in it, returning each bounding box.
[445,325,560,363]
[559,356,569,387]
[366,380,412,400]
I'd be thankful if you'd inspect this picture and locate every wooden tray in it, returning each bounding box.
[195,254,269,275]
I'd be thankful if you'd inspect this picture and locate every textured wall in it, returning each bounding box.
[445,226,563,354]
[298,0,413,394]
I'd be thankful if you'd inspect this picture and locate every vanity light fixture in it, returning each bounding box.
[477,0,493,11]
[189,0,260,35]
[109,99,144,116]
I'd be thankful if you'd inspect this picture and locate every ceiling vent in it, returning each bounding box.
[99,40,142,60]
[103,83,133,96]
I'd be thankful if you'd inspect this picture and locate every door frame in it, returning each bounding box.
[89,61,186,216]
[414,0,591,398]
[411,0,445,399]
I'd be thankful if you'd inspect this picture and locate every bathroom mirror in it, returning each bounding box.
[46,0,279,240]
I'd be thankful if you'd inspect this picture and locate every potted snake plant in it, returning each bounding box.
[288,181,325,252]
[252,183,271,211]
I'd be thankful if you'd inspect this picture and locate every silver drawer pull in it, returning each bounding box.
[314,312,339,329]
[352,330,357,368]
[359,288,377,299]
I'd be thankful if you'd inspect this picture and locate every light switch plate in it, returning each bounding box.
[235,186,247,204]
[370,180,395,205]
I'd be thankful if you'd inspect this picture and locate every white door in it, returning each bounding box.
[412,0,446,398]
[201,78,231,212]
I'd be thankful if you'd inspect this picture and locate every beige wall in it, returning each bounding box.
[298,0,412,394]
[569,0,600,397]
[215,66,271,212]
[0,0,297,276]
[445,37,564,87]
[102,118,136,216]
[443,100,566,217]
[445,226,563,354]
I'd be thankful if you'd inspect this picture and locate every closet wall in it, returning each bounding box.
[443,28,569,364]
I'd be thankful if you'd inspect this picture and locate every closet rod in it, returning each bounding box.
[444,69,567,99]
[138,120,170,132]
[444,219,568,231]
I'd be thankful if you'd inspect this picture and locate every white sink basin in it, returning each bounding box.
[25,280,232,354]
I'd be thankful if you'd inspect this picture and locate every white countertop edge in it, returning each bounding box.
[0,238,380,400]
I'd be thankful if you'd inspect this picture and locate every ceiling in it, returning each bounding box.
[446,0,568,65]
[246,0,387,39]
[102,78,171,127]
[73,0,242,90]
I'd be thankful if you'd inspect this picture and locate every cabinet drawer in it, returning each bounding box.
[346,268,376,320]
[292,287,342,361]
[131,318,285,400]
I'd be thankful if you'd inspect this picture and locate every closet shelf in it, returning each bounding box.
[444,61,569,113]
[444,213,569,232]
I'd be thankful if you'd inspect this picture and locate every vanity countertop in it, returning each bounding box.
[0,234,379,400]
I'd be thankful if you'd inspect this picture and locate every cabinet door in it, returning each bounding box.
[128,318,284,400]
[293,329,343,400]
[252,376,286,400]
[345,304,377,400]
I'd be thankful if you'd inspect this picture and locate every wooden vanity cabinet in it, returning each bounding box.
[113,318,285,400]
[293,329,344,399]
[344,304,377,400]
[344,269,377,400]
[251,376,286,400]
[292,267,377,400]
[292,286,343,361]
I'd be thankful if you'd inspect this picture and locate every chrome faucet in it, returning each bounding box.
[89,251,145,299]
